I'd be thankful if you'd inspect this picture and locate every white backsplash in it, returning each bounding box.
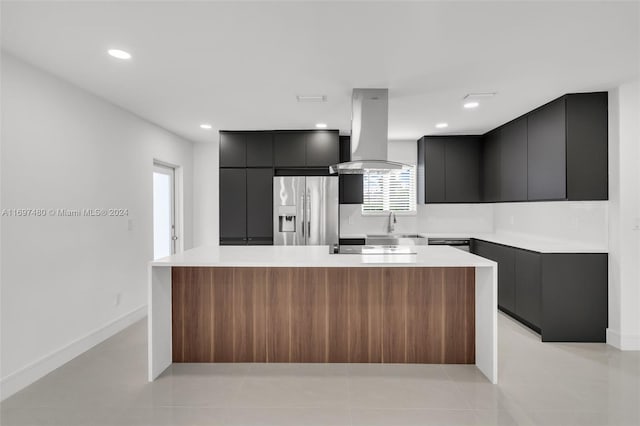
[339,203,494,236]
[493,201,608,248]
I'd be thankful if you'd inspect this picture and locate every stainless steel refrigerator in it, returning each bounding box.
[273,176,338,246]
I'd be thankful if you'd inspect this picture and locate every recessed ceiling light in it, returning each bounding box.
[435,123,448,129]
[200,124,212,130]
[464,101,479,109]
[315,123,328,128]
[107,49,132,60]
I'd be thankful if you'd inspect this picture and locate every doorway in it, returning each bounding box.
[153,162,177,259]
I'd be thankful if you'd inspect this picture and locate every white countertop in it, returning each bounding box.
[151,245,496,268]
[340,232,607,253]
[422,232,607,253]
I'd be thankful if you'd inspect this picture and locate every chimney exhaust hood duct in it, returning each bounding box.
[329,88,410,174]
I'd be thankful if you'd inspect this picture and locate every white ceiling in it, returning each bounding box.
[2,1,638,144]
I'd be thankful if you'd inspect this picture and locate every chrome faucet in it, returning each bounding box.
[388,211,397,234]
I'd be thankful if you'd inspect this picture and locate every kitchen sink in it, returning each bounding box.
[365,233,427,246]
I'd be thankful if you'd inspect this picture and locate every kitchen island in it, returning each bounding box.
[148,245,498,383]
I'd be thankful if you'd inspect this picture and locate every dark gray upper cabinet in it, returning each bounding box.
[220,132,247,167]
[418,136,482,203]
[565,92,608,200]
[515,249,541,329]
[246,168,273,240]
[306,131,340,167]
[527,97,567,201]
[274,132,307,167]
[246,133,273,167]
[274,130,339,168]
[220,131,273,168]
[482,129,501,202]
[417,136,482,203]
[418,137,445,203]
[338,136,363,204]
[500,117,528,201]
[425,92,608,204]
[219,168,247,240]
[445,136,482,202]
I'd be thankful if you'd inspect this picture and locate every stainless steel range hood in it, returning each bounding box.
[329,88,411,175]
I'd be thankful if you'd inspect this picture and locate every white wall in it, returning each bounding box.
[0,53,195,399]
[493,201,608,248]
[339,139,494,236]
[193,141,219,247]
[607,79,640,350]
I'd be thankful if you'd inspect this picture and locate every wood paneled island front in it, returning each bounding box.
[149,246,498,383]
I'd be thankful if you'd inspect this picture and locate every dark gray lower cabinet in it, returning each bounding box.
[514,249,541,329]
[541,253,608,342]
[470,239,515,312]
[470,239,607,342]
[219,169,247,241]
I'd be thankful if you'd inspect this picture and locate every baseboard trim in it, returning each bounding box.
[0,305,147,401]
[607,328,640,350]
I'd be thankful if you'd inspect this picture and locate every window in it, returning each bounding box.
[361,166,417,215]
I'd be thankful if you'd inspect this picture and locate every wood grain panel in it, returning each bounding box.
[233,268,267,362]
[406,268,444,363]
[291,269,328,362]
[348,268,383,363]
[182,267,213,362]
[443,267,475,363]
[382,268,407,363]
[211,268,234,362]
[266,268,293,362]
[171,266,475,364]
[326,268,349,362]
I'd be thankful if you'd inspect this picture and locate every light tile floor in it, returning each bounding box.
[1,313,639,425]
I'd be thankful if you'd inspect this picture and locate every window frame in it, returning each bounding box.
[360,165,417,217]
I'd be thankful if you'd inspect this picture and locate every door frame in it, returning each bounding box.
[153,160,184,254]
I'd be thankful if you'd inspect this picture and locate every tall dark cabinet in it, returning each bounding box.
[219,168,247,244]
[220,130,340,245]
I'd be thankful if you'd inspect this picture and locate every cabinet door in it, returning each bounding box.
[500,117,528,201]
[339,175,363,204]
[424,137,446,203]
[246,132,273,167]
[565,92,608,200]
[306,131,339,167]
[445,136,482,202]
[482,130,501,202]
[219,169,247,240]
[220,132,246,167]
[246,168,273,241]
[471,240,516,313]
[515,249,541,328]
[527,97,566,201]
[274,132,306,167]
